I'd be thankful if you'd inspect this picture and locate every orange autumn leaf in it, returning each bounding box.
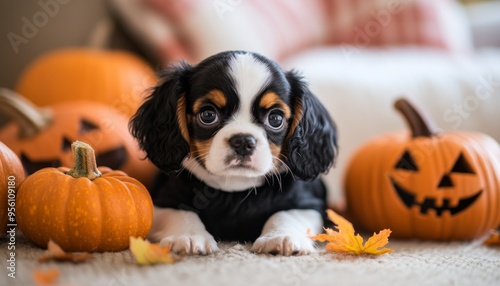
[310,209,392,255]
[484,230,500,246]
[33,268,59,285]
[129,237,176,265]
[38,240,92,263]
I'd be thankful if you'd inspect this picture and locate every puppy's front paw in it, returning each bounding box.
[251,234,315,256]
[159,233,219,255]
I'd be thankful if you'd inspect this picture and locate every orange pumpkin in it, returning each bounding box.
[345,98,500,241]
[0,142,25,235]
[0,88,158,189]
[16,48,156,117]
[16,141,153,252]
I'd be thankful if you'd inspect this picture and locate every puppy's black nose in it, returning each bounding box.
[229,134,256,156]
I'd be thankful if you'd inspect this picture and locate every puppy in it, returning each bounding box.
[130,51,337,256]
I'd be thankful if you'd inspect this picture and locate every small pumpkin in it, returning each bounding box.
[0,142,25,235]
[16,48,156,117]
[0,88,158,189]
[16,141,153,252]
[345,98,500,241]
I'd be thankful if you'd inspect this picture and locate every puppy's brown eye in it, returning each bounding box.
[198,106,219,126]
[265,109,285,130]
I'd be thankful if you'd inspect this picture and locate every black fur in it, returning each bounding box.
[285,71,338,180]
[129,63,193,174]
[151,170,327,242]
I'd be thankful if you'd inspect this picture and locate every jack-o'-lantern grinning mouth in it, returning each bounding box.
[389,178,482,216]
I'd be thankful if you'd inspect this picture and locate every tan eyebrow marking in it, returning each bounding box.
[193,90,227,113]
[259,92,291,119]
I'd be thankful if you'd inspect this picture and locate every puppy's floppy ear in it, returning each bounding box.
[130,62,192,174]
[284,70,338,180]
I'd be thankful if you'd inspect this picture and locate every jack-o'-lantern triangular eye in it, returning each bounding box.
[62,137,72,151]
[451,153,475,174]
[395,150,418,171]
[80,119,99,134]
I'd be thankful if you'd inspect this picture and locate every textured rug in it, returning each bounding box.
[1,233,499,286]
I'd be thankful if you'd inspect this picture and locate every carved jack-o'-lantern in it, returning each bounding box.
[345,98,500,241]
[0,88,158,189]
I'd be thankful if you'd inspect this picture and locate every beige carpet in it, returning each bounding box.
[1,233,499,286]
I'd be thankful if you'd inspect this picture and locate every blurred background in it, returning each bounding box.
[1,0,499,88]
[1,0,141,89]
[1,0,499,206]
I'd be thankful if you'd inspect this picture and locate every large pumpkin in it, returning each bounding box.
[0,88,158,189]
[17,141,153,252]
[16,48,156,117]
[0,142,25,235]
[345,98,500,241]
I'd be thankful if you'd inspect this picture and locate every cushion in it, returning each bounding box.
[323,0,472,52]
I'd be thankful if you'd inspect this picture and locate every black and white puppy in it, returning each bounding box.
[130,51,337,256]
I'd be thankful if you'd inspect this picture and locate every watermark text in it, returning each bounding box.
[6,176,17,279]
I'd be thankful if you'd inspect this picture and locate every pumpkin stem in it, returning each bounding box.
[66,141,102,180]
[0,88,53,138]
[394,98,438,138]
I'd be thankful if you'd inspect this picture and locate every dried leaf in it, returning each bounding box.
[310,209,392,255]
[33,268,59,285]
[484,230,500,246]
[38,240,92,263]
[129,237,176,265]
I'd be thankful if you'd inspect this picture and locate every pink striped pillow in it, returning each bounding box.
[324,0,471,51]
[143,0,471,63]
